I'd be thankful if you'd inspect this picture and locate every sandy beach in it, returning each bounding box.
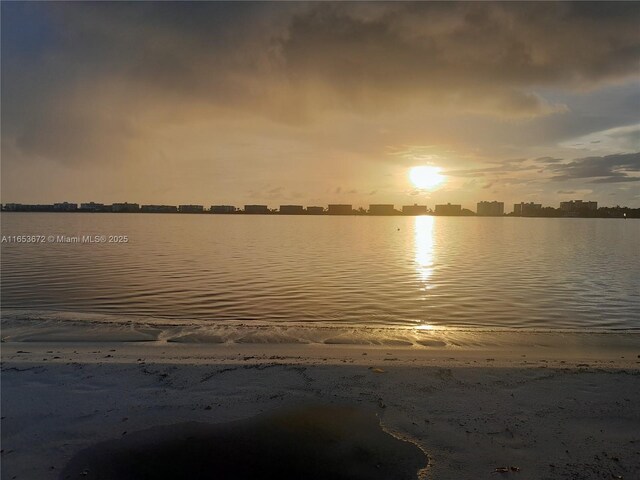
[2,330,639,480]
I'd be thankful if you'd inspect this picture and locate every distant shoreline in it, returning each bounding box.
[1,210,638,218]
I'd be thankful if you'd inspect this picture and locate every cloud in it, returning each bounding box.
[536,157,563,164]
[559,123,640,154]
[2,2,640,207]
[3,2,640,165]
[440,152,640,196]
[550,152,640,182]
[606,126,640,151]
[590,176,640,184]
[280,2,638,115]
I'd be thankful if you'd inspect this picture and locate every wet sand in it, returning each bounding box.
[2,339,640,480]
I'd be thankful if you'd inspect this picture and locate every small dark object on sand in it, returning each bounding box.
[494,465,520,473]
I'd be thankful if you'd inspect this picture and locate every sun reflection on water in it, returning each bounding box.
[414,216,435,286]
[415,324,434,331]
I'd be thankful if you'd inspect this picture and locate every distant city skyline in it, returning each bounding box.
[2,3,639,207]
[6,197,640,215]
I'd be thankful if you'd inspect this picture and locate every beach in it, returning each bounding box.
[2,331,639,480]
[3,1,640,478]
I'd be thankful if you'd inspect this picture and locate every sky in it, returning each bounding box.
[2,2,639,210]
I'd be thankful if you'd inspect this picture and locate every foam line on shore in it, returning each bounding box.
[2,309,640,354]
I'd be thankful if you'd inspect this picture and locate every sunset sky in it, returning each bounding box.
[2,2,639,209]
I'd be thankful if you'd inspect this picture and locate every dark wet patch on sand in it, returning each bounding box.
[60,405,427,480]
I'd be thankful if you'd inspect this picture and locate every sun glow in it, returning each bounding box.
[409,166,444,189]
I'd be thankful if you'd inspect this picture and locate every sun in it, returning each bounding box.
[409,166,444,189]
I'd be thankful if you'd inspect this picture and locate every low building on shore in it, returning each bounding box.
[279,205,304,215]
[2,203,21,211]
[211,205,236,214]
[435,203,462,216]
[402,204,428,215]
[327,204,353,215]
[178,205,204,213]
[2,203,54,212]
[141,205,178,213]
[53,202,78,212]
[368,204,396,215]
[306,206,324,215]
[112,203,139,213]
[80,202,111,212]
[244,205,269,214]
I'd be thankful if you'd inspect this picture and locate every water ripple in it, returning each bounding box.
[2,214,639,330]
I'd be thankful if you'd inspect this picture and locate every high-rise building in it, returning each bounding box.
[477,201,504,216]
[513,202,542,216]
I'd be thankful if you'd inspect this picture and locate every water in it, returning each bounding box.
[1,213,639,331]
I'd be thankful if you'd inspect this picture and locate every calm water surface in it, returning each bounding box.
[1,213,639,331]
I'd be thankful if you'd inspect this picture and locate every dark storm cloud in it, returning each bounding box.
[283,2,639,90]
[3,1,640,163]
[550,152,640,182]
[1,2,299,163]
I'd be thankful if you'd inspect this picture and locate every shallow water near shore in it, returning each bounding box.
[2,213,639,331]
